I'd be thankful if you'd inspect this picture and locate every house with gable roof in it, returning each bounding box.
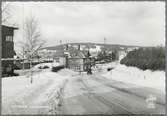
[67,46,95,72]
[1,25,18,76]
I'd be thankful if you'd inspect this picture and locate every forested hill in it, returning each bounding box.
[40,42,140,51]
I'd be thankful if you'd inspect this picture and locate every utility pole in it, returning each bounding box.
[29,52,33,84]
[30,56,33,83]
[26,50,33,84]
[60,40,62,45]
[86,45,92,75]
[104,37,106,44]
[22,3,25,71]
[22,47,25,70]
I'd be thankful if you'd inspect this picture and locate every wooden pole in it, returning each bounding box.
[29,55,33,84]
[23,48,25,70]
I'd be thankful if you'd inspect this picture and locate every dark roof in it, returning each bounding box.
[69,50,86,58]
[2,25,18,30]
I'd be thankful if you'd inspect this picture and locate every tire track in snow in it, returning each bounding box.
[92,75,165,106]
[79,77,135,114]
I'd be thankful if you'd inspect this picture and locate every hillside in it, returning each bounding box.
[40,42,140,51]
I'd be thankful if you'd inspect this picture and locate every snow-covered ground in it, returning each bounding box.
[33,62,61,69]
[2,60,165,114]
[2,69,76,114]
[93,61,119,71]
[102,63,165,94]
[14,62,60,77]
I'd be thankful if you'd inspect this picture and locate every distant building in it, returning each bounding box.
[1,25,18,76]
[67,49,95,72]
[53,50,66,66]
[39,44,95,72]
[38,49,57,62]
[118,50,127,61]
[67,50,86,71]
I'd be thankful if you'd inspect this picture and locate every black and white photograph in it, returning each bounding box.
[1,1,165,115]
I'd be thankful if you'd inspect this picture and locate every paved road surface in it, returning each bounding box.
[58,73,165,115]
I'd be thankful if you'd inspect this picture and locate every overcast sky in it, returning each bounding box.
[5,1,165,48]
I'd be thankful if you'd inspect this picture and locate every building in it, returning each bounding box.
[38,49,57,62]
[1,25,18,76]
[67,50,86,71]
[39,44,95,72]
[118,50,127,61]
[67,49,95,72]
[53,50,66,66]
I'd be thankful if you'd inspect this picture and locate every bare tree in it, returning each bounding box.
[2,2,12,24]
[19,15,45,83]
[22,15,45,59]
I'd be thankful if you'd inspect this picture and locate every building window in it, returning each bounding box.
[6,36,13,42]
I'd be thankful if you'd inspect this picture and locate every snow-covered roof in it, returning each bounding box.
[2,24,18,30]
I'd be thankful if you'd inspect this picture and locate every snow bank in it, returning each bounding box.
[33,62,60,69]
[14,62,61,77]
[2,70,71,114]
[57,68,78,77]
[95,62,119,71]
[15,69,43,76]
[102,63,165,93]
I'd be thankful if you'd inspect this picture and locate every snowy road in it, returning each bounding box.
[58,73,165,114]
[2,66,165,115]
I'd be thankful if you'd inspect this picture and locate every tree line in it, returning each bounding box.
[96,50,119,63]
[120,47,165,71]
